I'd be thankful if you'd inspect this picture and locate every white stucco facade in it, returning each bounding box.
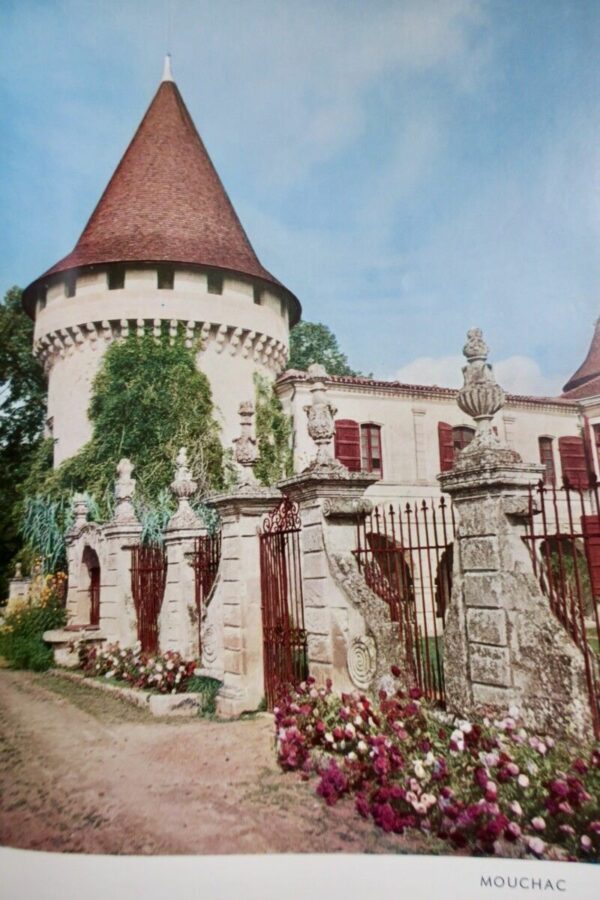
[277,373,585,501]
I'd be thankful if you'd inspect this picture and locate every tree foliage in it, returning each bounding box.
[0,286,46,595]
[287,321,359,376]
[254,373,293,486]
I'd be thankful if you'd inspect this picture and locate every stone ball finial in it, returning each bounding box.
[453,328,522,467]
[168,445,199,530]
[233,399,258,484]
[113,458,139,525]
[463,328,489,362]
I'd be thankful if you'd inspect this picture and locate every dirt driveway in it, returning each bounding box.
[0,670,440,856]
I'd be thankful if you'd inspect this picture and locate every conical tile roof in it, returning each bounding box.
[24,70,299,320]
[562,318,600,398]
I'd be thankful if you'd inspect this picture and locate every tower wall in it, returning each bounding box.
[34,267,290,465]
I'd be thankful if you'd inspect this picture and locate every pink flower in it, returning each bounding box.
[549,779,569,798]
[509,801,523,817]
[504,822,521,842]
[517,774,530,788]
[527,836,546,856]
[581,835,592,852]
[531,817,546,832]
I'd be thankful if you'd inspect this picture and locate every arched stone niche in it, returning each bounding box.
[81,545,101,626]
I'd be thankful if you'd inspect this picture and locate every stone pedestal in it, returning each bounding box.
[101,521,143,645]
[279,470,394,692]
[210,485,281,717]
[161,524,205,658]
[439,460,594,738]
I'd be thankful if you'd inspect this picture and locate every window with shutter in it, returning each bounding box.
[582,515,600,596]
[453,426,475,457]
[360,424,383,476]
[558,436,590,489]
[583,416,595,482]
[334,419,361,472]
[538,437,556,485]
[438,422,454,472]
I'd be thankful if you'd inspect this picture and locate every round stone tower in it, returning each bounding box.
[22,58,300,465]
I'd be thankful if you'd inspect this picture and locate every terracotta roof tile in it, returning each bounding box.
[24,78,299,319]
[278,370,578,410]
[562,319,600,396]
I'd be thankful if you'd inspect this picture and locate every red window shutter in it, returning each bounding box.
[582,515,600,596]
[438,422,454,472]
[558,436,590,489]
[334,419,361,472]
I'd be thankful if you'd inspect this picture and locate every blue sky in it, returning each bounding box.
[1,0,599,394]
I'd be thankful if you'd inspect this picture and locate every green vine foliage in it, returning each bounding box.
[253,372,293,486]
[20,332,225,564]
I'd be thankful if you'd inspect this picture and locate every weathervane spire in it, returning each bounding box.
[162,53,173,83]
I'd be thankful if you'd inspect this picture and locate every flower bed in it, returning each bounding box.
[274,672,600,861]
[77,642,197,694]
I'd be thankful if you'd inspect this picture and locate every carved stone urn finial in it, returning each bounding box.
[72,492,90,530]
[113,458,139,524]
[303,364,347,473]
[454,328,520,467]
[168,446,199,529]
[232,400,258,485]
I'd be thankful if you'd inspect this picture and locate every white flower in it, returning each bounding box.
[357,741,368,754]
[518,774,530,788]
[509,801,523,817]
[421,793,436,811]
[459,721,472,734]
[424,752,435,766]
[347,752,357,762]
[354,716,362,726]
[325,732,334,744]
[414,761,426,780]
[156,664,163,673]
[166,661,174,671]
[484,752,499,767]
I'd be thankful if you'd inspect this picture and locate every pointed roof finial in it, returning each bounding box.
[162,53,173,83]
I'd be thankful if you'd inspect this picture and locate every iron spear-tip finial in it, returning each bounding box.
[162,53,174,83]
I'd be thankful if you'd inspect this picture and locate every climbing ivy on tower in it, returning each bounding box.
[253,373,293,486]
[20,332,226,565]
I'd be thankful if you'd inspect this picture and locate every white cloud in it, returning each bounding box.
[391,354,564,397]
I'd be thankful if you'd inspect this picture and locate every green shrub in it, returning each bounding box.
[0,598,66,671]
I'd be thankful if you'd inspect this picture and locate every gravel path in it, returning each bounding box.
[0,669,440,856]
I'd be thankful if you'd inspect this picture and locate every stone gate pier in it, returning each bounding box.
[439,330,593,738]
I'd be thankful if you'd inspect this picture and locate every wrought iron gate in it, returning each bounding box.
[191,532,222,654]
[355,497,454,705]
[130,545,168,653]
[259,497,307,710]
[524,480,600,736]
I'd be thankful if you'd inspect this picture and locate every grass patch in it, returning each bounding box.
[185,675,222,716]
